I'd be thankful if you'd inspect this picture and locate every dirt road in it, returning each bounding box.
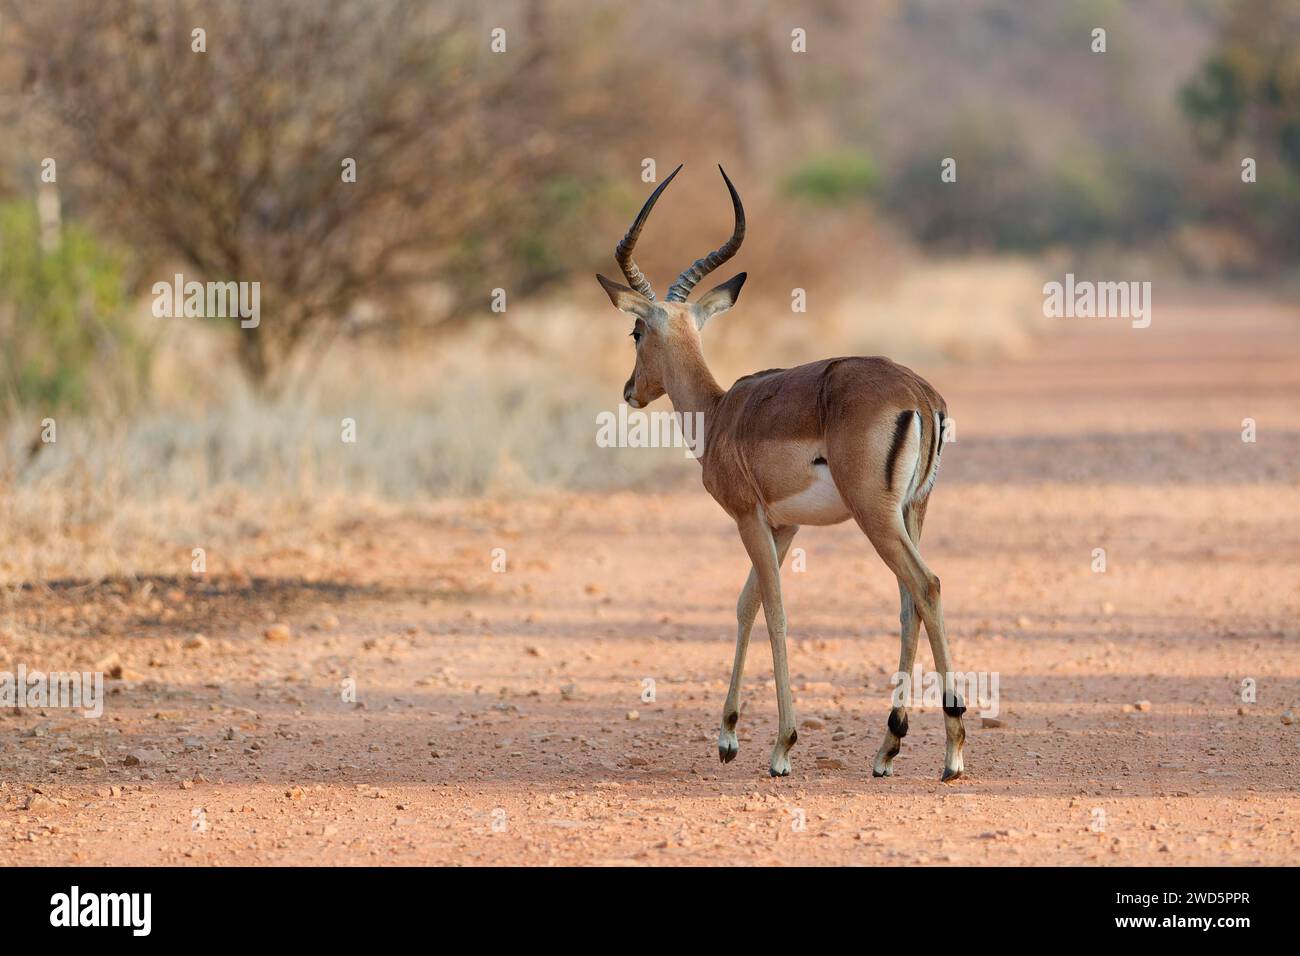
[4,286,1299,865]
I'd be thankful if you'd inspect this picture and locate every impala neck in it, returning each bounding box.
[665,341,724,428]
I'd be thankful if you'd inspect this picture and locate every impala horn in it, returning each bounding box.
[665,165,745,302]
[615,163,683,301]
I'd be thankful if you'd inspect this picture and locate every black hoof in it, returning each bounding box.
[872,768,891,778]
[718,745,737,764]
[769,767,789,778]
[940,768,963,782]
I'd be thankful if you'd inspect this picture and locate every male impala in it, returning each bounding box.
[597,164,967,780]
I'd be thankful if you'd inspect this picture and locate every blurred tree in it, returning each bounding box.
[1181,0,1300,258]
[4,0,612,392]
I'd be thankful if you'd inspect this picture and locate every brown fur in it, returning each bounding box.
[700,355,946,520]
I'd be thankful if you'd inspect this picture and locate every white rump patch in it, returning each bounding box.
[893,411,923,503]
[911,410,943,502]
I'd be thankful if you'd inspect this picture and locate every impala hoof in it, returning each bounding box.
[718,729,739,764]
[872,740,901,778]
[940,767,963,783]
[769,732,795,777]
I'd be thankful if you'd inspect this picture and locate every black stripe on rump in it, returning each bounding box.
[919,411,939,489]
[884,410,917,492]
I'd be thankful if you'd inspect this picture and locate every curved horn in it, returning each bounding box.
[615,163,682,301]
[665,165,745,303]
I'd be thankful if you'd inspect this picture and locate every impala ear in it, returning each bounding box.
[596,274,654,319]
[694,272,746,328]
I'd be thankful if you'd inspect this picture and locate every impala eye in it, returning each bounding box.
[631,330,642,343]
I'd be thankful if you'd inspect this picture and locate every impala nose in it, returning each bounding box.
[624,386,641,408]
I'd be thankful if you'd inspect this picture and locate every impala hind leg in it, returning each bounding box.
[873,499,926,777]
[863,511,965,782]
[719,525,798,764]
[735,512,798,777]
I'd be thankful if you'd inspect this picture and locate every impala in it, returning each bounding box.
[596,164,967,780]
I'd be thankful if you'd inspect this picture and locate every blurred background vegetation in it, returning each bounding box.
[0,0,1297,525]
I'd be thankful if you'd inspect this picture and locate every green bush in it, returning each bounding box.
[881,115,1181,251]
[783,152,879,205]
[0,199,149,412]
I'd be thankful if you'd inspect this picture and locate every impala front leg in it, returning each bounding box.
[736,512,797,777]
[719,525,797,764]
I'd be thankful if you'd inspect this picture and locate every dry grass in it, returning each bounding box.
[1,256,1046,583]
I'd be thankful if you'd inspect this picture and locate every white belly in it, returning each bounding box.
[766,466,852,527]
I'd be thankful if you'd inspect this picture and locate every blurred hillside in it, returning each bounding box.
[0,0,1297,528]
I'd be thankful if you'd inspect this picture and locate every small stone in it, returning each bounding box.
[124,749,164,767]
[816,758,846,770]
[264,623,292,642]
[1134,700,1152,712]
[981,717,1005,728]
[625,710,639,721]
[22,794,53,812]
[801,717,826,730]
[1282,710,1294,726]
[183,634,209,650]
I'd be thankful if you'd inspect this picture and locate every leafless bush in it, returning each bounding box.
[4,0,610,390]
